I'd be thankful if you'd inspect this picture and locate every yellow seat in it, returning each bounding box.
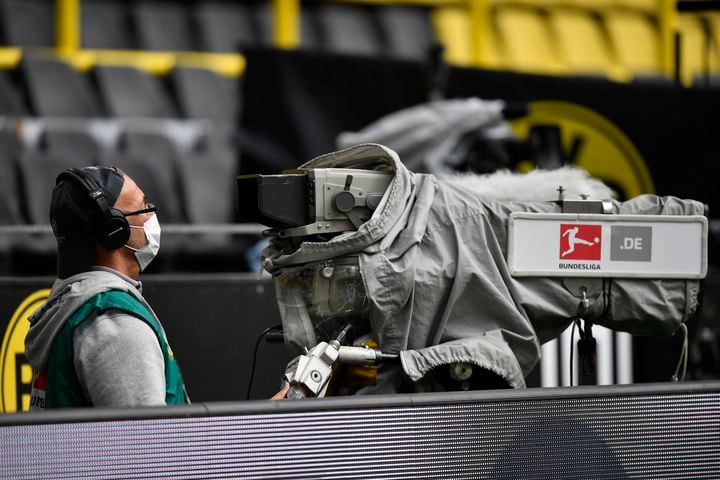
[703,13,720,72]
[603,9,664,76]
[609,0,660,12]
[676,14,710,86]
[431,5,474,67]
[548,8,627,80]
[493,5,566,74]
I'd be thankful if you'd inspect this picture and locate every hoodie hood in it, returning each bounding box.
[24,270,151,372]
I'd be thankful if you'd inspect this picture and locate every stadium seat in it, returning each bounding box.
[171,67,239,125]
[493,5,566,74]
[176,146,236,225]
[21,57,105,117]
[111,134,191,271]
[94,65,179,118]
[375,5,437,60]
[17,150,97,225]
[133,1,198,51]
[298,4,323,50]
[0,0,54,47]
[603,9,663,76]
[174,140,250,272]
[0,69,28,116]
[314,3,385,56]
[41,129,107,166]
[547,7,620,79]
[702,13,720,73]
[114,131,187,224]
[253,1,275,49]
[81,0,137,50]
[194,1,259,52]
[677,14,710,86]
[12,150,73,274]
[0,130,25,225]
[706,13,720,47]
[430,5,475,66]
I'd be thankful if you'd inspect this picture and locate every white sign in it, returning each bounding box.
[507,213,707,278]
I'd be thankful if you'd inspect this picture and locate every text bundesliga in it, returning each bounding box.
[559,263,601,270]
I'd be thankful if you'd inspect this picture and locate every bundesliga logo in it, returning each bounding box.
[560,224,602,260]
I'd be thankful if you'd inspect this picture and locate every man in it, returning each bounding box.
[24,166,188,409]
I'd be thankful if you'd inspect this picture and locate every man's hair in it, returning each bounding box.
[50,166,125,279]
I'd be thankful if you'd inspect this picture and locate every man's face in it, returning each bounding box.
[113,174,153,250]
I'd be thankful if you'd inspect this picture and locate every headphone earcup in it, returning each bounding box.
[100,208,131,250]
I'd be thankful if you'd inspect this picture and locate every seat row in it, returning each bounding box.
[0,54,240,221]
[0,56,238,122]
[0,122,254,275]
[0,0,437,61]
[4,0,719,85]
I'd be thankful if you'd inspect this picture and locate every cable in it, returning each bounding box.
[246,324,283,400]
[672,323,689,382]
[569,318,579,387]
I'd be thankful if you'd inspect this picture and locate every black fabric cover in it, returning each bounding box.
[240,48,720,211]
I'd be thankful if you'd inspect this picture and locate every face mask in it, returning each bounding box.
[124,214,161,272]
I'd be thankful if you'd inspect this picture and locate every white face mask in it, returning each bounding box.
[124,214,161,272]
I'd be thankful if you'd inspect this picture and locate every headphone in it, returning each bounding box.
[55,167,130,250]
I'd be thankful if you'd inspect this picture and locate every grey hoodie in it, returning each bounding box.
[25,269,167,407]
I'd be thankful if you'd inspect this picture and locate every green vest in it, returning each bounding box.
[44,290,188,408]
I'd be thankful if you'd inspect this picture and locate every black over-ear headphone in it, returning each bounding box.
[56,167,130,250]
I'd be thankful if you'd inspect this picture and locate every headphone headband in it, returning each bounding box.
[56,167,130,250]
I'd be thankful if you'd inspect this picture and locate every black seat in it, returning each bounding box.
[0,69,28,116]
[11,150,76,275]
[132,1,197,51]
[298,5,323,50]
[314,3,385,56]
[195,1,260,52]
[253,2,273,48]
[109,133,189,272]
[81,0,136,49]
[113,131,187,224]
[176,146,236,225]
[18,151,99,225]
[0,130,25,225]
[22,57,104,117]
[42,129,107,166]
[375,5,437,60]
[174,144,252,272]
[172,67,239,125]
[0,0,54,47]
[94,65,179,118]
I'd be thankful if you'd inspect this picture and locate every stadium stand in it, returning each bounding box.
[0,0,717,276]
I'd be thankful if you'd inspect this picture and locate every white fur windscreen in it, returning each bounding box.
[445,166,616,202]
